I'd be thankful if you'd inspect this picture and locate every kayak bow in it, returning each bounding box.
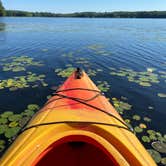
[0,69,156,166]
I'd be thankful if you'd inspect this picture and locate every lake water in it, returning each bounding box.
[0,17,166,164]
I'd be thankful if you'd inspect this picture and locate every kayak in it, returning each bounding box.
[0,68,156,166]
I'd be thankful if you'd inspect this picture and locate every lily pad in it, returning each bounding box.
[139,82,151,87]
[157,93,166,98]
[143,117,151,122]
[0,125,8,134]
[0,140,5,152]
[147,149,161,163]
[27,104,39,111]
[0,118,8,124]
[9,121,19,128]
[8,114,22,122]
[139,123,147,129]
[151,141,166,153]
[142,136,151,143]
[133,115,141,121]
[1,111,13,118]
[161,157,166,165]
[4,127,21,138]
[134,126,143,133]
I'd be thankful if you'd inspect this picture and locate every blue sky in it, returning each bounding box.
[2,0,166,13]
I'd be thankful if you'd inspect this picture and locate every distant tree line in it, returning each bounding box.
[0,0,166,19]
[4,10,166,18]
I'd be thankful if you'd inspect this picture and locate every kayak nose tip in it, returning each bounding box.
[75,67,83,79]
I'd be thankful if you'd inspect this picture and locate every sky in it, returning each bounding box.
[2,0,166,13]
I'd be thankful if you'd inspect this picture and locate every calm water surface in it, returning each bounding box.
[0,17,166,161]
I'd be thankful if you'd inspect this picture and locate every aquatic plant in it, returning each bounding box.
[139,123,147,129]
[55,66,75,78]
[62,52,73,58]
[142,136,151,143]
[0,56,44,72]
[4,127,21,138]
[9,121,19,128]
[157,93,166,98]
[151,141,166,153]
[161,158,166,165]
[0,125,8,134]
[8,114,22,122]
[0,140,5,152]
[134,126,143,133]
[0,73,47,91]
[109,67,160,87]
[147,149,161,163]
[132,115,141,121]
[0,118,8,124]
[97,81,110,92]
[112,97,132,114]
[143,117,151,122]
[27,104,39,111]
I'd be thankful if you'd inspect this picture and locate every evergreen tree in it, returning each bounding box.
[0,0,5,16]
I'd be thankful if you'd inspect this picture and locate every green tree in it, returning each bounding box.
[0,0,5,16]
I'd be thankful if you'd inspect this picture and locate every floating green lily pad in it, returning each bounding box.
[27,104,39,111]
[1,111,13,118]
[147,149,161,163]
[157,93,166,98]
[8,114,22,122]
[9,121,19,128]
[134,126,143,133]
[143,117,151,122]
[0,125,8,134]
[133,115,141,121]
[161,157,166,165]
[142,136,151,143]
[151,141,166,153]
[0,140,5,152]
[4,127,21,138]
[0,118,8,124]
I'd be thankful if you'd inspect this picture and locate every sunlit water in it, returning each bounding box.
[0,17,166,163]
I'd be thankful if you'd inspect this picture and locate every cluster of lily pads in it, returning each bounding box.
[112,97,132,114]
[0,104,39,153]
[109,67,160,87]
[55,64,103,78]
[0,56,43,72]
[87,44,111,56]
[111,96,166,165]
[0,72,47,91]
[96,81,110,92]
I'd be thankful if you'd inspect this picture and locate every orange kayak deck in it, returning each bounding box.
[0,70,156,166]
